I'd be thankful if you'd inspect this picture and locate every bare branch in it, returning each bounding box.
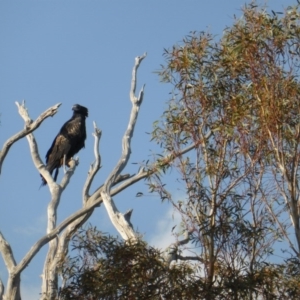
[101,54,146,241]
[163,229,201,266]
[0,231,16,273]
[0,101,61,174]
[130,53,146,102]
[60,159,79,191]
[83,122,102,203]
[25,131,56,189]
[176,255,203,262]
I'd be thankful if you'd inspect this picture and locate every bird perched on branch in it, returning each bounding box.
[41,104,88,186]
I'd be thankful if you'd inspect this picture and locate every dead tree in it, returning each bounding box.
[0,54,143,299]
[0,54,196,300]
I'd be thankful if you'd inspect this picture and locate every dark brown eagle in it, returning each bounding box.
[41,104,88,185]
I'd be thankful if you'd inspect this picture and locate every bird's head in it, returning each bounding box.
[72,104,88,117]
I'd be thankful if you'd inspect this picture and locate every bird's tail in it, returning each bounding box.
[40,166,59,186]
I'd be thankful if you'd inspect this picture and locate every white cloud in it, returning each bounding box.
[149,206,182,250]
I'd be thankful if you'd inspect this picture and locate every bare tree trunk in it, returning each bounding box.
[4,275,21,300]
[0,231,20,300]
[40,171,71,299]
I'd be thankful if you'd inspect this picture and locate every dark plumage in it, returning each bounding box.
[41,104,88,186]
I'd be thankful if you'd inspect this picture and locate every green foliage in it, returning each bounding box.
[155,3,300,158]
[149,1,300,298]
[60,227,300,299]
[60,226,204,300]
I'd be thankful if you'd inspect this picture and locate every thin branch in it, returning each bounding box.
[261,186,299,256]
[25,131,56,189]
[130,53,146,102]
[177,255,203,262]
[60,159,79,191]
[16,101,64,190]
[163,229,201,265]
[0,101,61,174]
[83,122,102,203]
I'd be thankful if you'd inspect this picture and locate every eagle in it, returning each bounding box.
[41,104,88,186]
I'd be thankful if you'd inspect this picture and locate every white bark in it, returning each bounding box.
[83,121,102,204]
[0,231,20,300]
[163,229,204,266]
[101,53,146,241]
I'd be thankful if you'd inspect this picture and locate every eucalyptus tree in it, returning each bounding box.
[149,2,300,298]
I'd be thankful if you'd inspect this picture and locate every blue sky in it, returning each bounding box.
[0,1,296,298]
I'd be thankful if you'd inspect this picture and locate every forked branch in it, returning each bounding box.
[0,101,61,174]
